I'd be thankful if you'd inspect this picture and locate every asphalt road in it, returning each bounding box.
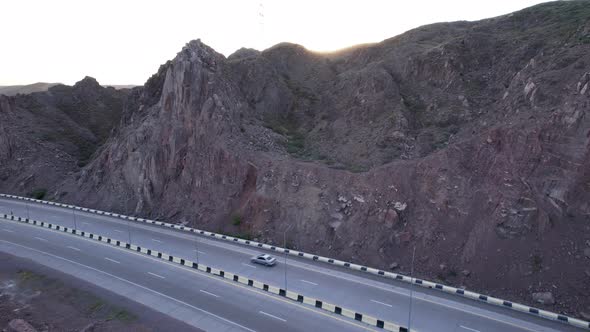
[0,198,581,332]
[0,218,372,332]
[0,250,202,332]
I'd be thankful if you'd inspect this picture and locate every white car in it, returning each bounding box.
[251,254,277,266]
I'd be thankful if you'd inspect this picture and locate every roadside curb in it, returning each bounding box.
[1,193,589,330]
[1,213,412,332]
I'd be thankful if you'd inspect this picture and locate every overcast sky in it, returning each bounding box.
[1,0,549,86]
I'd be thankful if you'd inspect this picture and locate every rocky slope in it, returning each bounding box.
[0,77,129,196]
[5,0,589,319]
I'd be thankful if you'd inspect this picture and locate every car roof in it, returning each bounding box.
[259,254,271,258]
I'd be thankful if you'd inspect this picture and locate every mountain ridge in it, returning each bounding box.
[0,81,138,96]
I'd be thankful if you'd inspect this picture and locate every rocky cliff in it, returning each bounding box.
[0,77,129,195]
[7,0,590,318]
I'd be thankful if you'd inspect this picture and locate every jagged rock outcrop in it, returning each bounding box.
[11,0,590,318]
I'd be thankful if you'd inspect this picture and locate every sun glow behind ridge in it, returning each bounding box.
[0,0,547,86]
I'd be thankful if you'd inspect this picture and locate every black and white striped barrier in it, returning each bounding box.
[1,213,411,332]
[1,193,589,330]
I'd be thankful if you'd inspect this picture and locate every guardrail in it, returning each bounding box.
[1,213,412,332]
[1,193,589,330]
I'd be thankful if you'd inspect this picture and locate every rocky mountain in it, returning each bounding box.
[0,77,129,195]
[3,0,590,319]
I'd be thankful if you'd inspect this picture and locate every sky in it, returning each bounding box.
[0,0,549,86]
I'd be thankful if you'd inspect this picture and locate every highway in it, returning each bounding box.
[0,198,581,332]
[0,218,370,332]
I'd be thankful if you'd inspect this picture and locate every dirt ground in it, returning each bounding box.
[0,252,200,332]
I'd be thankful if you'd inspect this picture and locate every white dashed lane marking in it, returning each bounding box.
[105,257,120,264]
[300,279,318,286]
[370,299,393,308]
[199,290,220,298]
[259,311,286,322]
